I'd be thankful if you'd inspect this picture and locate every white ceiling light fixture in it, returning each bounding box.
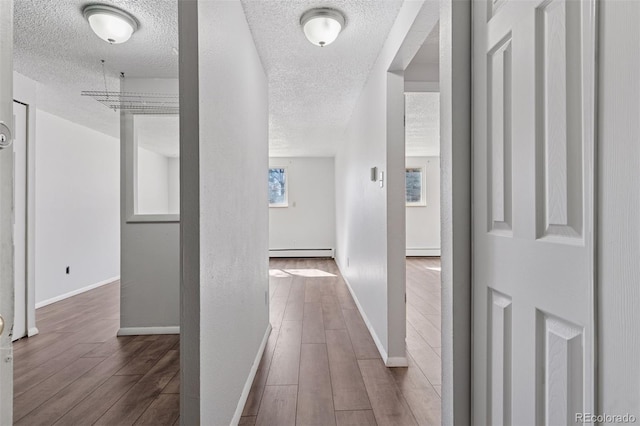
[300,8,346,47]
[83,4,139,44]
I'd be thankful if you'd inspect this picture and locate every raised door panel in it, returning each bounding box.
[473,0,596,424]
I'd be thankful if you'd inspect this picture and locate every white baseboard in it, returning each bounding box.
[406,248,441,257]
[117,326,180,336]
[386,356,409,367]
[27,327,39,337]
[35,276,120,309]
[269,249,334,258]
[336,261,406,367]
[231,324,272,425]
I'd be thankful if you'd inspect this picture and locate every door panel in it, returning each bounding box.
[473,0,596,424]
[13,101,26,341]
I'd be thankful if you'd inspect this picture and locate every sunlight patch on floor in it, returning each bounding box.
[269,269,337,278]
[269,269,291,277]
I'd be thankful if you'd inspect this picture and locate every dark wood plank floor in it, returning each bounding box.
[14,257,440,426]
[12,282,180,426]
[242,257,441,426]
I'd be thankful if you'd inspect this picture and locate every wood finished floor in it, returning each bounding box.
[13,257,440,426]
[12,282,180,426]
[242,257,441,426]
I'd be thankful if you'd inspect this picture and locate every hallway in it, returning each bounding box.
[242,258,441,426]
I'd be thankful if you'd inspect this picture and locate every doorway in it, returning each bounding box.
[12,101,27,342]
[403,19,444,420]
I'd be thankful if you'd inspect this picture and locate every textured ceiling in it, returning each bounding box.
[241,0,403,157]
[15,0,407,157]
[405,92,439,157]
[13,0,179,138]
[135,115,179,158]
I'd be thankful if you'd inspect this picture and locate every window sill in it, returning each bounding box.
[127,214,180,223]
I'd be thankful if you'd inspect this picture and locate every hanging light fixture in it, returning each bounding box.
[83,4,139,44]
[300,8,346,47]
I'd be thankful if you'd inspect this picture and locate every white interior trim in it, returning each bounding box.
[117,326,180,336]
[337,263,408,367]
[35,276,119,309]
[122,106,180,224]
[269,248,334,258]
[386,357,410,367]
[440,0,472,423]
[13,72,37,339]
[231,324,272,426]
[406,248,441,257]
[126,213,180,223]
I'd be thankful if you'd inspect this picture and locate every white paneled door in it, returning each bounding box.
[472,0,596,425]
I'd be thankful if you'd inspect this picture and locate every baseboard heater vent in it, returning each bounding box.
[406,248,441,257]
[269,248,335,258]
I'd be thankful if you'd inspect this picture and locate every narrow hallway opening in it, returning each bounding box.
[242,258,441,425]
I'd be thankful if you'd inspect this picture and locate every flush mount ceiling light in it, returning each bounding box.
[83,4,139,44]
[300,8,346,47]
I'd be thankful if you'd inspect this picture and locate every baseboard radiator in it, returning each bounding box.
[269,248,335,258]
[406,248,441,257]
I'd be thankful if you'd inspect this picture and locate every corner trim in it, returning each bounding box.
[27,327,39,337]
[35,276,120,309]
[117,326,180,336]
[231,324,272,425]
[386,356,409,367]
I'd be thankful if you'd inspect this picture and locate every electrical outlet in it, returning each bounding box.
[66,266,70,274]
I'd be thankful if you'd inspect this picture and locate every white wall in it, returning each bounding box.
[137,147,170,215]
[35,109,120,304]
[168,157,179,215]
[120,78,180,333]
[598,0,640,416]
[335,1,436,364]
[179,1,269,424]
[269,157,335,252]
[406,156,440,255]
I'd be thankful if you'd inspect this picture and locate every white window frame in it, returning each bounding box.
[124,113,180,223]
[405,166,427,207]
[269,166,288,208]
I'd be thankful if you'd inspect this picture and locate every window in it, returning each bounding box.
[406,167,426,206]
[269,167,288,207]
